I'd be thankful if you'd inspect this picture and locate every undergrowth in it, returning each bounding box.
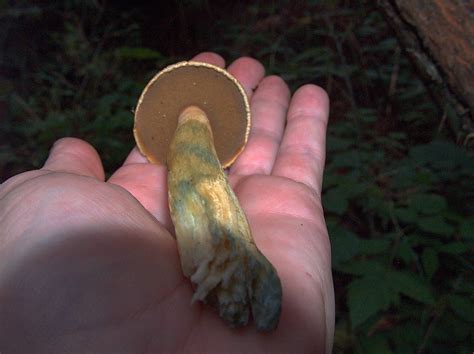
[1,1,472,352]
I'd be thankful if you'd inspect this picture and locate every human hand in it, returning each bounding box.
[0,52,334,353]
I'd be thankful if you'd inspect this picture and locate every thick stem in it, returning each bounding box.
[167,106,282,331]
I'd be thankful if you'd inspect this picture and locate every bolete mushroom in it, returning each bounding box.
[133,61,282,331]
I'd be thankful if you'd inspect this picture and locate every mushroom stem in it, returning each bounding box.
[167,105,282,331]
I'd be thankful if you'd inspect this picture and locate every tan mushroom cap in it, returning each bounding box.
[133,61,251,168]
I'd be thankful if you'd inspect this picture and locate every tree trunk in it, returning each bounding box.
[378,0,474,140]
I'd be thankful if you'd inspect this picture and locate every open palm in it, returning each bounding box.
[0,53,334,353]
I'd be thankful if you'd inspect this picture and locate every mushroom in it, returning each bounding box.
[134,61,282,331]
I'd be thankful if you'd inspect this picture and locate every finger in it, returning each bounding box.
[122,146,149,165]
[108,148,173,231]
[191,52,225,68]
[227,57,265,99]
[230,75,290,175]
[272,85,329,193]
[42,137,105,180]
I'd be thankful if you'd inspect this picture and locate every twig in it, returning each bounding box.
[12,95,40,121]
[437,108,447,133]
[388,46,401,96]
[388,201,406,264]
[324,16,357,110]
[463,132,474,146]
[385,46,401,118]
[416,312,439,354]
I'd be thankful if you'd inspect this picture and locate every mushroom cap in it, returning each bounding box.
[134,61,251,168]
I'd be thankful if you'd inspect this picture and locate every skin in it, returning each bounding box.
[0,52,334,353]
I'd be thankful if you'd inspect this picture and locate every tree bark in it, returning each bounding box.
[378,0,474,139]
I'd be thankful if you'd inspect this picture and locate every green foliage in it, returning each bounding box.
[325,119,473,351]
[115,47,164,60]
[348,274,394,327]
[2,1,473,352]
[2,1,174,175]
[216,3,473,351]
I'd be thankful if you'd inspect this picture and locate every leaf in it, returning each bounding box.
[390,323,423,353]
[330,151,361,168]
[417,216,455,236]
[366,186,387,213]
[396,238,417,264]
[115,47,163,60]
[358,239,391,255]
[347,107,378,123]
[459,219,474,240]
[359,334,391,354]
[410,193,447,215]
[391,164,418,189]
[329,228,359,266]
[438,242,470,254]
[293,47,334,62]
[348,275,393,327]
[448,294,474,323]
[388,271,435,305]
[409,141,473,172]
[421,247,438,278]
[335,260,386,276]
[323,188,349,215]
[431,312,472,345]
[415,169,439,185]
[395,207,418,224]
[454,279,474,294]
[389,132,407,140]
[326,136,352,152]
[340,182,367,199]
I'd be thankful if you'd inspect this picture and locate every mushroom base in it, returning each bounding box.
[167,106,282,331]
